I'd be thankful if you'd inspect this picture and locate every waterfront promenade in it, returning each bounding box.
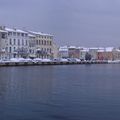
[0,60,108,67]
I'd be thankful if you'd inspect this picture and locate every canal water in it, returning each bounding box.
[0,64,120,120]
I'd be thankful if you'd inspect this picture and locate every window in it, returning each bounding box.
[44,40,46,45]
[42,40,43,45]
[10,39,12,45]
[25,34,27,37]
[17,33,20,36]
[9,47,12,53]
[13,32,16,36]
[14,47,16,51]
[47,41,49,45]
[50,41,52,45]
[36,40,39,45]
[21,33,24,37]
[22,39,24,45]
[26,40,28,46]
[8,32,12,36]
[14,39,16,45]
[50,48,52,53]
[39,40,40,45]
[18,39,20,46]
[1,33,6,39]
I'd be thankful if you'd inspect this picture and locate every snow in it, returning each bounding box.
[28,31,53,36]
[0,30,7,33]
[69,46,76,49]
[60,58,68,62]
[105,47,114,52]
[41,59,51,62]
[33,58,42,62]
[5,28,28,34]
[97,49,105,52]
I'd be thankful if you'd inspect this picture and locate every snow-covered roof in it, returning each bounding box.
[89,47,99,50]
[5,28,28,34]
[81,48,89,52]
[97,49,105,52]
[28,31,53,36]
[59,46,68,51]
[59,46,68,49]
[115,49,120,52]
[105,47,114,52]
[28,34,36,38]
[68,46,76,49]
[0,29,7,33]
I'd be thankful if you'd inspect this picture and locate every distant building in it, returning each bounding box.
[97,48,105,60]
[89,48,98,60]
[59,46,69,58]
[104,47,114,60]
[68,46,80,58]
[80,48,89,60]
[52,43,59,59]
[113,49,120,60]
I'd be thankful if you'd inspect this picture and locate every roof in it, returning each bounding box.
[28,31,53,36]
[68,46,76,49]
[5,28,28,34]
[28,34,36,38]
[0,29,7,33]
[97,49,105,52]
[105,47,114,52]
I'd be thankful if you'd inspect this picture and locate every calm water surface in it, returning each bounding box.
[0,64,120,120]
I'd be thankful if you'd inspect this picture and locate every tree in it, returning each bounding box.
[85,52,92,61]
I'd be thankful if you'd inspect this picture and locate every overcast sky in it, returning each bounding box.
[0,0,120,47]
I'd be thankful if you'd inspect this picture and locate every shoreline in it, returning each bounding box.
[0,61,109,67]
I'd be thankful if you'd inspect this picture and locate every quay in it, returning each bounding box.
[0,61,108,67]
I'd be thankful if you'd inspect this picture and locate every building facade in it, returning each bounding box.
[28,31,53,59]
[0,28,7,60]
[5,27,29,59]
[59,46,69,58]
[0,26,55,59]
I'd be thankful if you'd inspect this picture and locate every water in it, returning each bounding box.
[0,64,120,120]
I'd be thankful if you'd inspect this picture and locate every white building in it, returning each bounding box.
[0,28,7,59]
[5,27,29,58]
[59,46,69,58]
[80,48,89,60]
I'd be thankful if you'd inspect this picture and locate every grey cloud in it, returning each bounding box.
[0,0,120,47]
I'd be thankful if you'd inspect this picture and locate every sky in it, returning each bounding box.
[0,0,120,47]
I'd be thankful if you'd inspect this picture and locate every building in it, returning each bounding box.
[28,31,53,59]
[97,48,105,60]
[5,27,29,58]
[28,34,36,58]
[59,46,69,58]
[104,47,114,60]
[0,28,7,60]
[68,46,80,58]
[113,49,120,60]
[52,43,59,59]
[0,26,55,59]
[89,48,98,60]
[80,48,89,60]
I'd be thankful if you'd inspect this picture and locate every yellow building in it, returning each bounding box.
[29,31,53,59]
